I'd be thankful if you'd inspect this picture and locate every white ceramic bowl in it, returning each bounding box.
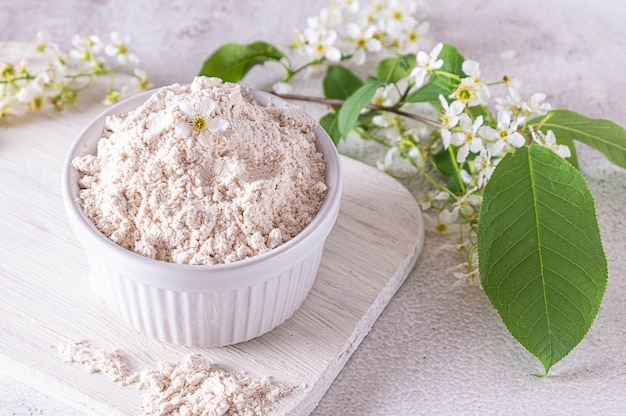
[61,87,342,347]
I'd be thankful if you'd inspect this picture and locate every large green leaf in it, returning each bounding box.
[405,43,464,104]
[337,77,386,139]
[530,109,626,170]
[478,144,607,376]
[198,41,285,82]
[323,65,363,100]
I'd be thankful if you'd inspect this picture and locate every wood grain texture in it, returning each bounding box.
[0,80,424,415]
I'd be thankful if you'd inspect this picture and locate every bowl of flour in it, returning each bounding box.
[62,76,342,347]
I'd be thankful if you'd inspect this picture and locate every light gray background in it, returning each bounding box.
[2,0,626,414]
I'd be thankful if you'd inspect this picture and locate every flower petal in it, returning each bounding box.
[199,98,216,115]
[208,117,229,132]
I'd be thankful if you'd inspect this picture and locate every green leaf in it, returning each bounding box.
[337,78,386,139]
[375,54,416,83]
[430,146,466,194]
[323,65,363,100]
[405,43,465,104]
[530,109,626,169]
[478,144,607,376]
[319,112,341,145]
[198,41,285,82]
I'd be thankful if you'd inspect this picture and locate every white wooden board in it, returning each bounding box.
[0,80,424,415]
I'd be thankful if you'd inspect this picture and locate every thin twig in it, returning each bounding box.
[274,92,442,129]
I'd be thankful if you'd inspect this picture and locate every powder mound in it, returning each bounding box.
[73,76,327,265]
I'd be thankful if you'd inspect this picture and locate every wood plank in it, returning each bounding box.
[0,79,424,415]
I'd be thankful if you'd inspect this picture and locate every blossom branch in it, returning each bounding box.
[274,92,443,128]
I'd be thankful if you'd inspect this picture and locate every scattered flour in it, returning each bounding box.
[72,76,327,265]
[137,354,292,416]
[58,340,292,416]
[58,339,135,385]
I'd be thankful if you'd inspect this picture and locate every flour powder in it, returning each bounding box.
[72,76,327,265]
[59,340,291,416]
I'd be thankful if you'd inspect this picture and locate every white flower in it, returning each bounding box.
[523,92,552,115]
[451,114,485,163]
[473,149,499,188]
[371,84,400,107]
[129,68,151,90]
[34,31,61,57]
[376,146,399,173]
[409,42,443,87]
[479,110,525,155]
[175,99,229,145]
[15,75,46,104]
[454,188,482,216]
[503,74,522,91]
[495,88,523,114]
[69,35,104,70]
[450,60,491,107]
[303,28,342,62]
[532,130,571,158]
[417,190,449,211]
[452,261,481,288]
[105,32,139,65]
[384,0,418,33]
[332,0,359,14]
[438,94,464,148]
[344,23,382,65]
[0,96,22,121]
[271,81,293,95]
[396,21,430,54]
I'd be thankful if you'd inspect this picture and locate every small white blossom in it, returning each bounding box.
[16,72,49,104]
[271,81,293,95]
[450,60,491,107]
[105,32,139,65]
[454,188,482,216]
[479,110,525,155]
[395,21,430,54]
[495,88,523,114]
[371,84,400,107]
[384,0,418,33]
[532,130,571,158]
[175,99,229,146]
[438,94,464,148]
[303,28,342,62]
[523,92,552,115]
[409,42,443,87]
[417,190,449,211]
[344,23,382,65]
[376,146,399,173]
[473,149,499,188]
[451,114,485,163]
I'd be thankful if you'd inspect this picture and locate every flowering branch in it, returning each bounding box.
[273,92,443,128]
[0,31,151,124]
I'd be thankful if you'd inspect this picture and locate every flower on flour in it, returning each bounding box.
[175,99,229,145]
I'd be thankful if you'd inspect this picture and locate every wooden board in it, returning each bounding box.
[0,79,424,415]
